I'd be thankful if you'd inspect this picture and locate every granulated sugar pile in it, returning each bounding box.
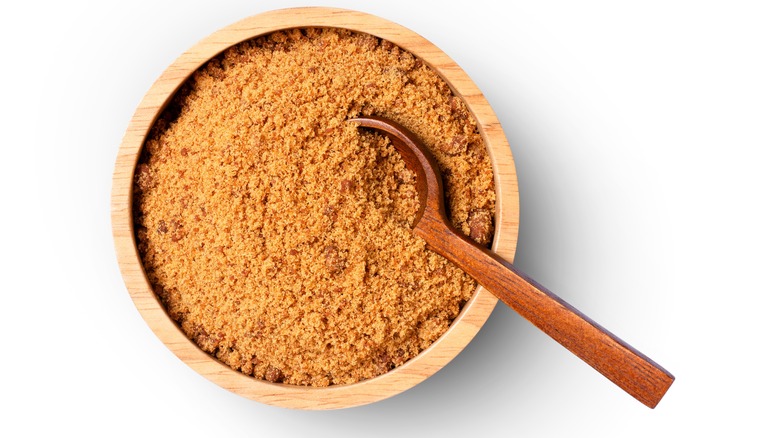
[134,28,495,386]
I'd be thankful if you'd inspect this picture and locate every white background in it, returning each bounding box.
[2,0,778,436]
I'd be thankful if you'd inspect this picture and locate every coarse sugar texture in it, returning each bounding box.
[133,28,496,386]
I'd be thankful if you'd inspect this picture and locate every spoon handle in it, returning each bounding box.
[415,219,674,408]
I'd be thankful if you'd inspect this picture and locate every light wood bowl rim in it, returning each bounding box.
[111,6,519,410]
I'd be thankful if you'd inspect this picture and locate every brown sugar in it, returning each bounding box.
[133,28,496,386]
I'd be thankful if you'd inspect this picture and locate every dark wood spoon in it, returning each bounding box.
[349,116,674,408]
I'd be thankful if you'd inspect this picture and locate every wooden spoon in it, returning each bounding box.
[349,116,674,408]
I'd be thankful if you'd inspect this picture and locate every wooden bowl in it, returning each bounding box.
[111,7,519,409]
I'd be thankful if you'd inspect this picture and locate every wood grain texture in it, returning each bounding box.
[351,116,674,408]
[111,7,519,409]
